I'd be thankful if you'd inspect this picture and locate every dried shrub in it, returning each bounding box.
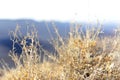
[0,23,120,80]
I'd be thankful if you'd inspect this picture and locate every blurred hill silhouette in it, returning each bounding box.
[0,19,118,67]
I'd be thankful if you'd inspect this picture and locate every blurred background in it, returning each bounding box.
[0,0,120,67]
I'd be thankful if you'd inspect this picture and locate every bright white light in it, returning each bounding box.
[0,0,120,22]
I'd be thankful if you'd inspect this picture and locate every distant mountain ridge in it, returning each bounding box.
[0,19,118,39]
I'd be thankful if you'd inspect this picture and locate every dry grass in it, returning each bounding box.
[0,23,120,80]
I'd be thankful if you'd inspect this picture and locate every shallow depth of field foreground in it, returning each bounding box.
[0,24,120,80]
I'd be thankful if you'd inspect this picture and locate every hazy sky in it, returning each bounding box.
[0,0,120,22]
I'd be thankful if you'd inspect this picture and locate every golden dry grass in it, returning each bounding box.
[0,24,120,80]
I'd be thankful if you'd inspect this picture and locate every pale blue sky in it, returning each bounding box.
[0,0,120,22]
